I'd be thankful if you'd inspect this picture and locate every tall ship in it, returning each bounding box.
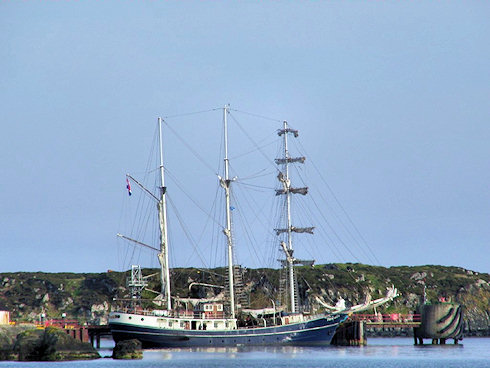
[108,106,393,347]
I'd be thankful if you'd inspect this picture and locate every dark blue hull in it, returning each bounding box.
[110,314,346,348]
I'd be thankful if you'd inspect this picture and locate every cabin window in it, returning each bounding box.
[217,304,223,311]
[180,321,186,328]
[225,322,229,328]
[214,322,219,328]
[169,321,173,327]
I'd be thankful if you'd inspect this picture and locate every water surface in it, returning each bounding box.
[0,337,488,368]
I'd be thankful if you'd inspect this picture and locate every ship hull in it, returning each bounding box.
[110,314,346,348]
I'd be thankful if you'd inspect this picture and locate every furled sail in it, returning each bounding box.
[275,157,306,165]
[276,172,308,195]
[274,226,315,236]
[278,259,315,267]
[277,128,299,137]
[275,187,308,195]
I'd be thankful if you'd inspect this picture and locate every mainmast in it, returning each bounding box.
[219,105,236,319]
[157,117,172,311]
[275,121,314,313]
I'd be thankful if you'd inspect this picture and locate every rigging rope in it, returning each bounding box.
[162,108,221,119]
[164,168,224,231]
[230,108,283,123]
[230,185,268,268]
[296,139,382,266]
[161,119,217,175]
[166,194,210,269]
[228,112,280,171]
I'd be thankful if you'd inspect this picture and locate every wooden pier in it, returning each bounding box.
[331,314,421,346]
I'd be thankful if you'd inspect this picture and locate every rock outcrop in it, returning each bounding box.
[0,326,99,361]
[112,339,143,360]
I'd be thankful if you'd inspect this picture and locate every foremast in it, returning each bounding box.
[275,121,314,314]
[219,105,236,319]
[117,118,172,311]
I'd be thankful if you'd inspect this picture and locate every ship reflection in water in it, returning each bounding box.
[146,345,310,359]
[133,338,490,368]
[141,337,486,365]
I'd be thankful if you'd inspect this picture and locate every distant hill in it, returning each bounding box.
[0,264,488,334]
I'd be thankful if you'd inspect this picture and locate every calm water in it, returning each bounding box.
[0,337,488,368]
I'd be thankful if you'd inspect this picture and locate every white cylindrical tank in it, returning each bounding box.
[414,302,463,340]
[0,311,10,325]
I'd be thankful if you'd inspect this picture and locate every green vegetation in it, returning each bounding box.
[0,264,488,332]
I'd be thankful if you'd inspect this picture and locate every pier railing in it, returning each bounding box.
[39,319,80,329]
[348,314,421,328]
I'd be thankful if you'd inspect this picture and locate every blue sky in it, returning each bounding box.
[1,1,489,273]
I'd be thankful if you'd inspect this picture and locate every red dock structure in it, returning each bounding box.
[41,319,111,348]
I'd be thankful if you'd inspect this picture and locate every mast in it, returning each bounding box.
[220,105,236,319]
[276,121,314,314]
[283,121,295,313]
[157,117,172,311]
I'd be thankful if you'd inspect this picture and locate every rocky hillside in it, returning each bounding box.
[0,264,488,333]
[0,272,122,325]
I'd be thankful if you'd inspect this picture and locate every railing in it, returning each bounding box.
[112,307,228,320]
[38,319,81,329]
[348,314,421,327]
